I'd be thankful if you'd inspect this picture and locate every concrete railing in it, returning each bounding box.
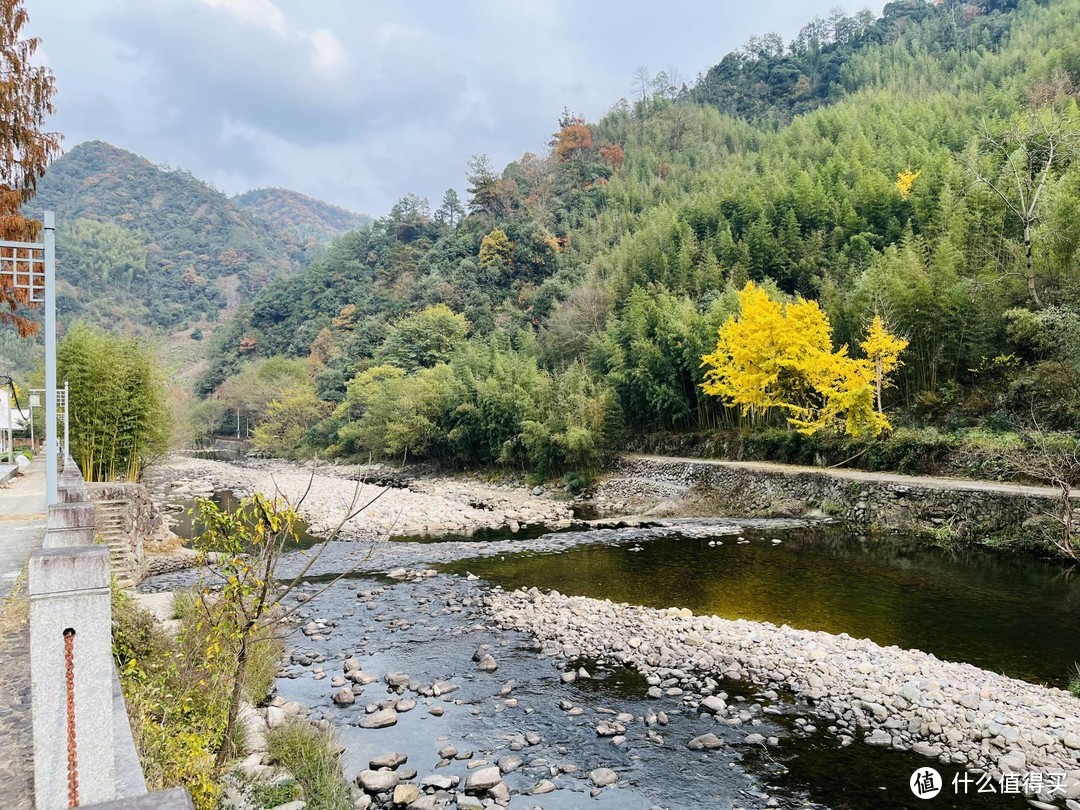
[29,457,191,810]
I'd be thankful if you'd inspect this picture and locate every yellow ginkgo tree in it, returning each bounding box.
[700,282,907,437]
[860,313,909,415]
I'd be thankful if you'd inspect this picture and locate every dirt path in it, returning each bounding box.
[625,453,1068,500]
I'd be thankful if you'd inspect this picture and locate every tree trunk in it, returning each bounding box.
[1060,484,1076,560]
[1024,221,1043,309]
[216,634,249,768]
[875,357,883,414]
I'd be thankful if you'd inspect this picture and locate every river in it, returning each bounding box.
[147,491,1067,808]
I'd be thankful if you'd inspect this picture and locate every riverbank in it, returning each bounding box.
[145,456,575,541]
[584,454,1076,556]
[488,587,1080,805]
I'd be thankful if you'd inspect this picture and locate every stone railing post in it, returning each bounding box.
[43,501,96,547]
[30,545,115,809]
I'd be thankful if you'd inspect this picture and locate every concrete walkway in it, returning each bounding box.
[0,459,46,810]
[626,453,1072,499]
[0,458,46,600]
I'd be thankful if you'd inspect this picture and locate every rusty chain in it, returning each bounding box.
[63,628,79,807]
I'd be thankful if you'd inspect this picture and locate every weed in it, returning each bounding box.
[266,720,351,810]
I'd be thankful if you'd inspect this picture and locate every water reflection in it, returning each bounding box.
[445,527,1080,686]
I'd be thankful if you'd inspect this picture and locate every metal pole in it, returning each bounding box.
[28,397,33,450]
[6,389,12,464]
[44,212,57,506]
[63,380,69,459]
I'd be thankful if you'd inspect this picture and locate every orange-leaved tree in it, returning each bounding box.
[0,0,61,335]
[700,282,906,437]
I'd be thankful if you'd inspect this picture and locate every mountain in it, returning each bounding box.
[26,141,314,331]
[199,0,1080,476]
[233,188,371,248]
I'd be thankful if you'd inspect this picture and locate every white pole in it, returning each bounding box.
[6,389,12,464]
[63,380,69,459]
[44,212,57,506]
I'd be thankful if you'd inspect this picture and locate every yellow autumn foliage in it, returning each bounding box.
[896,167,920,198]
[700,283,906,437]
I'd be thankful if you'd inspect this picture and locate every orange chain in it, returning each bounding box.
[63,628,79,807]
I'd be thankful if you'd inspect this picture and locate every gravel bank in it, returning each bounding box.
[146,456,574,539]
[488,588,1080,805]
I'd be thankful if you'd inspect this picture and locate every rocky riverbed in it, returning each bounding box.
[136,456,1080,808]
[145,456,575,540]
[488,588,1080,808]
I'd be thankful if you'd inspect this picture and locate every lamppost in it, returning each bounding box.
[0,211,56,504]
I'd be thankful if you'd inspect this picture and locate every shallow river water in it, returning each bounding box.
[441,525,1080,687]
[143,511,1062,808]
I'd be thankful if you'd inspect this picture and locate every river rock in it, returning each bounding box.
[865,730,891,746]
[332,688,355,706]
[699,695,726,714]
[687,733,724,750]
[266,705,286,729]
[420,774,456,790]
[464,766,502,792]
[392,784,420,805]
[533,779,556,794]
[359,708,398,729]
[369,752,407,770]
[358,769,400,793]
[589,767,617,787]
[497,756,522,773]
[476,654,498,672]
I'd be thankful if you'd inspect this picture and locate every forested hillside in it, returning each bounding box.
[198,0,1080,480]
[233,188,371,248]
[26,141,316,330]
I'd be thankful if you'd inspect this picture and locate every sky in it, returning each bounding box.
[28,0,885,218]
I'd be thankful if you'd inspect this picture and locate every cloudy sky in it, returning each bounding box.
[29,0,883,217]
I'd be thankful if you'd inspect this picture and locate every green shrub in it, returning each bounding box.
[113,588,286,810]
[112,589,223,809]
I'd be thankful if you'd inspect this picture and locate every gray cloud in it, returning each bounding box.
[27,0,885,216]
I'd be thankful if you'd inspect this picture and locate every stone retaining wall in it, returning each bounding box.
[602,457,1070,547]
[87,482,173,582]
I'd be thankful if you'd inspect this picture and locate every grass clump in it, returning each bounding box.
[1069,664,1080,699]
[266,719,351,810]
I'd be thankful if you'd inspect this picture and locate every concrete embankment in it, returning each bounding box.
[591,454,1074,549]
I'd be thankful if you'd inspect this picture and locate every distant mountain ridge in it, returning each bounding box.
[233,187,371,247]
[23,141,351,331]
